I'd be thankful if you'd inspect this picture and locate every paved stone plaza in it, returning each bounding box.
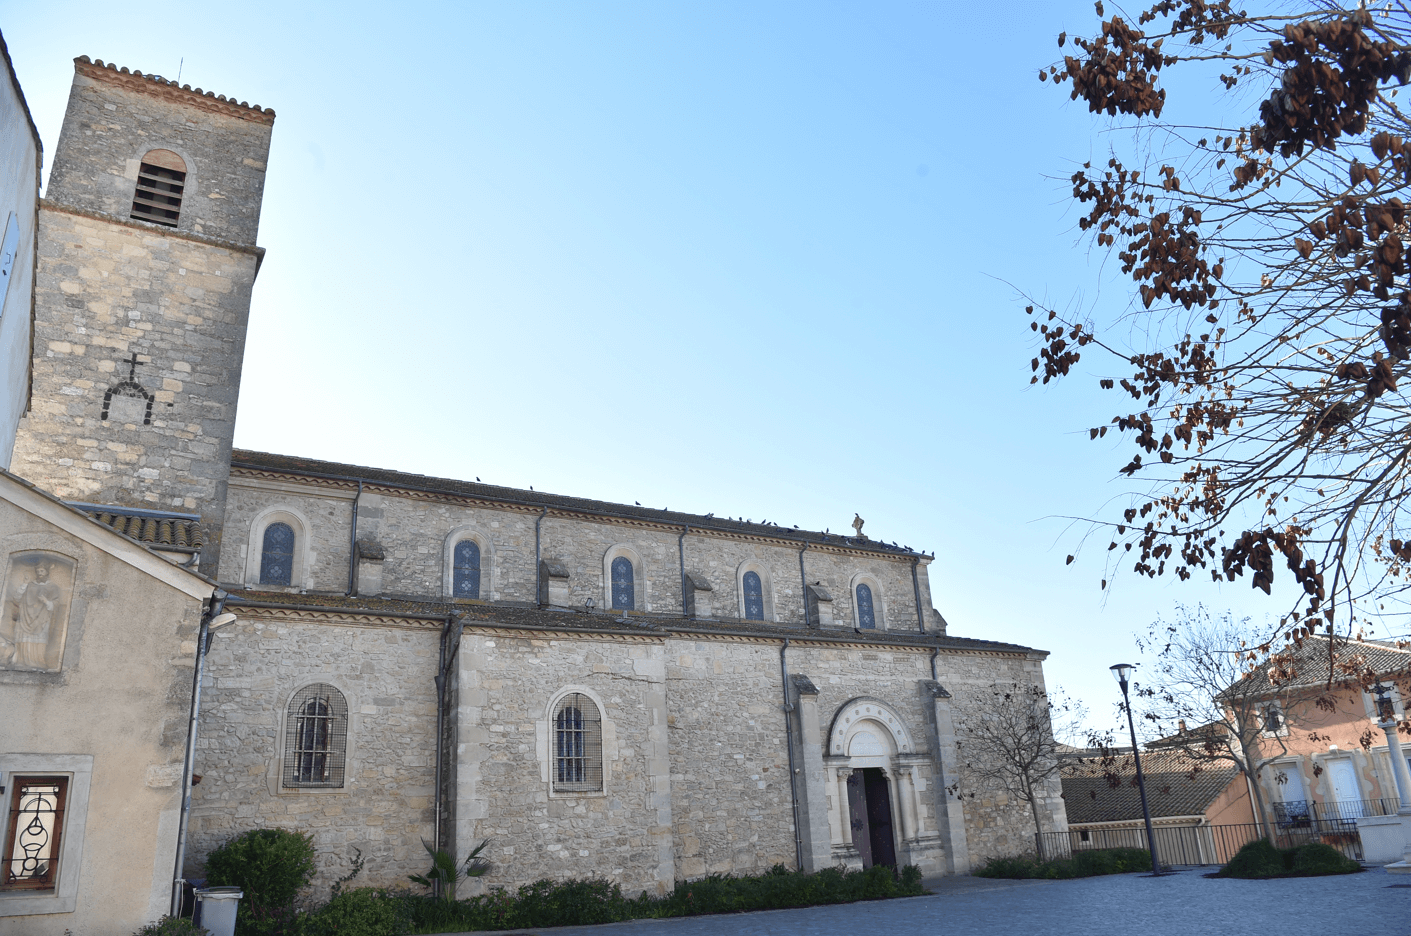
[451,867,1411,936]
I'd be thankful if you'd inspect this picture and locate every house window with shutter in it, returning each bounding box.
[130,149,187,227]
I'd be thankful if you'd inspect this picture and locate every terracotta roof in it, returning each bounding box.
[1061,748,1242,824]
[224,589,1040,655]
[74,56,275,123]
[230,449,932,560]
[1235,634,1411,696]
[68,502,204,552]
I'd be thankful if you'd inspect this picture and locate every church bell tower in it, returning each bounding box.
[10,56,275,572]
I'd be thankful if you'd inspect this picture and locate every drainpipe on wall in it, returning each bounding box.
[797,543,810,628]
[930,647,940,681]
[779,638,804,871]
[432,612,463,898]
[534,507,548,606]
[678,524,689,617]
[170,589,227,917]
[346,480,362,596]
[911,558,925,632]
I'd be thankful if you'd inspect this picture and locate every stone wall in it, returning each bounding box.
[944,651,1068,862]
[187,613,442,899]
[454,630,675,896]
[663,638,796,878]
[11,207,259,569]
[221,476,938,637]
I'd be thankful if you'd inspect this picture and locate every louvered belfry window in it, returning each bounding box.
[130,149,187,227]
[553,693,603,792]
[284,684,348,788]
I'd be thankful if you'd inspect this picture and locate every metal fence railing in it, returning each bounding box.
[1036,814,1376,867]
[1272,798,1399,829]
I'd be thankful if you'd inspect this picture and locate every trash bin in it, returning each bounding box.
[192,886,243,936]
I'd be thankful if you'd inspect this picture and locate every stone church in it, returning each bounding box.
[0,49,1064,930]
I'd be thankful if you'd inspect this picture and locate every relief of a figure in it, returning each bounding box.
[1,551,75,673]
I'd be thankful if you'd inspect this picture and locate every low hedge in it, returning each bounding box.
[405,863,923,934]
[1216,839,1361,878]
[974,847,1154,880]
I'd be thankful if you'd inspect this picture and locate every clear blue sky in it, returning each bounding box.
[3,1,1286,736]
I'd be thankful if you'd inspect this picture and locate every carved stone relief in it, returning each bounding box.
[1,551,76,672]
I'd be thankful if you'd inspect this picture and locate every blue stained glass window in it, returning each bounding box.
[260,522,294,586]
[611,556,635,610]
[453,540,481,598]
[856,583,876,629]
[743,571,765,621]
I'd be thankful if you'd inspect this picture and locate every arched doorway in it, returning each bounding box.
[827,699,918,870]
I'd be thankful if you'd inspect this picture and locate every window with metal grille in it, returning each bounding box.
[453,539,481,598]
[856,583,876,629]
[610,556,634,611]
[130,149,187,227]
[2,776,67,891]
[552,693,603,792]
[743,570,765,621]
[283,684,348,788]
[260,522,295,586]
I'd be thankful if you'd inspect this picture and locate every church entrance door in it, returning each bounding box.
[846,767,897,868]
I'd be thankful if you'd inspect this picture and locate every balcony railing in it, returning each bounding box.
[1272,798,1400,830]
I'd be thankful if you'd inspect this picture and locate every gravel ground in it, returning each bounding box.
[439,867,1411,936]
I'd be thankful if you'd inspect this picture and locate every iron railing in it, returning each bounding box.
[1036,815,1377,867]
[1271,798,1399,829]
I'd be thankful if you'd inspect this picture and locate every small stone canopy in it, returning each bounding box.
[354,538,385,562]
[684,572,712,592]
[805,583,833,602]
[919,679,952,699]
[790,673,819,696]
[539,560,570,579]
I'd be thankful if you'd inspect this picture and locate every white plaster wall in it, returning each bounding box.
[0,41,40,470]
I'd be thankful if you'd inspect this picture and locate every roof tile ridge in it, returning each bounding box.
[75,55,275,122]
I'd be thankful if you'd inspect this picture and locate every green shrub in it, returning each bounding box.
[399,863,923,933]
[975,848,1152,880]
[133,918,210,936]
[203,828,317,935]
[1218,838,1361,878]
[1288,842,1361,876]
[297,887,408,936]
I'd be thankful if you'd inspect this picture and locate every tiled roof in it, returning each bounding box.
[1235,634,1411,695]
[224,589,1040,655]
[230,450,931,559]
[75,56,275,120]
[1061,749,1242,824]
[69,502,204,551]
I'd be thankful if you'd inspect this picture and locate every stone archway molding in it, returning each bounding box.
[827,696,917,757]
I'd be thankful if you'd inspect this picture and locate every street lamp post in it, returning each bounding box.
[1111,663,1162,876]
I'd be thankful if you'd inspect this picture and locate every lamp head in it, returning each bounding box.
[208,612,238,631]
[1110,663,1135,687]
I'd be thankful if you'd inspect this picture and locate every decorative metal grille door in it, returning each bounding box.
[2,777,67,890]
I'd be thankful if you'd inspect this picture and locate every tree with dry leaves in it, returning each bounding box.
[1033,0,1411,660]
[1127,604,1306,840]
[956,682,1084,851]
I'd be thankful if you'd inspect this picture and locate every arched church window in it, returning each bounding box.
[611,556,634,611]
[552,693,603,792]
[743,571,765,621]
[130,149,187,227]
[260,522,295,586]
[453,540,481,598]
[283,684,348,788]
[856,583,876,629]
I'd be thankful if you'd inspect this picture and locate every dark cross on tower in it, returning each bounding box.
[125,352,145,380]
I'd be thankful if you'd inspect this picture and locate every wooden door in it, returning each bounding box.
[863,768,898,868]
[847,769,872,867]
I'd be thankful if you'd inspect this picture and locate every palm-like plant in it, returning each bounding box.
[408,838,490,902]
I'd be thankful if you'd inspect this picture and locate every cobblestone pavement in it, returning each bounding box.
[447,867,1411,936]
